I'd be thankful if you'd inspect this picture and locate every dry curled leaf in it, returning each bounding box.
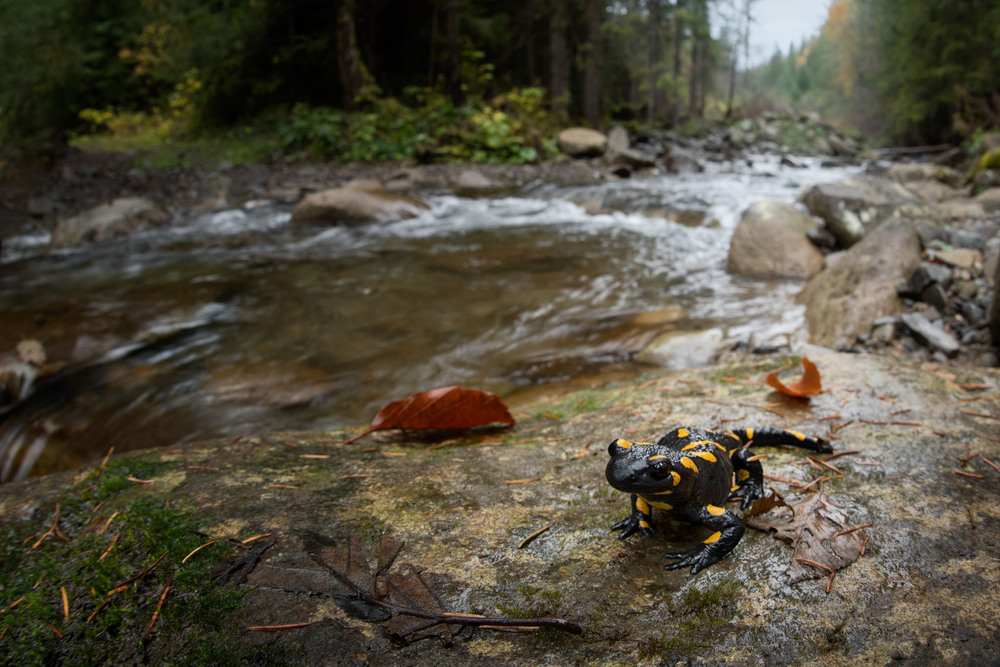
[745,491,864,583]
[766,357,822,398]
[302,532,581,645]
[346,386,515,443]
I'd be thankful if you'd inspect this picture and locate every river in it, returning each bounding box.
[0,154,860,481]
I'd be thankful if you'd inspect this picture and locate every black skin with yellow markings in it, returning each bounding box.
[606,426,832,573]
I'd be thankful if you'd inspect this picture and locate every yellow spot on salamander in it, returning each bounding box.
[649,454,668,461]
[731,484,740,492]
[703,531,722,544]
[639,520,650,529]
[615,438,633,449]
[670,471,681,486]
[738,469,750,481]
[707,504,725,516]
[649,501,673,511]
[677,428,689,438]
[787,430,806,440]
[694,452,717,464]
[681,457,699,473]
[653,489,673,495]
[635,497,651,515]
[711,441,727,452]
[745,428,754,440]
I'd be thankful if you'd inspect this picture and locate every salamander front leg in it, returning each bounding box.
[612,494,655,539]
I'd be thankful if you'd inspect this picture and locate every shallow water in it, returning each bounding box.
[0,154,860,480]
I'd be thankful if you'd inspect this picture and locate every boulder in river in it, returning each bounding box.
[50,197,170,249]
[886,163,964,189]
[800,175,922,247]
[290,179,428,225]
[556,127,608,158]
[726,201,825,280]
[798,217,922,349]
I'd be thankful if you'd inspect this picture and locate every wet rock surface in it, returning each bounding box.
[2,348,998,664]
[726,201,825,279]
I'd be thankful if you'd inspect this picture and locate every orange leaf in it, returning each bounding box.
[346,386,515,443]
[766,357,822,398]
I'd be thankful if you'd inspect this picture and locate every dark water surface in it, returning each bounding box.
[0,155,860,480]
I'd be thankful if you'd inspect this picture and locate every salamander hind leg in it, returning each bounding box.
[662,504,744,574]
[728,447,765,510]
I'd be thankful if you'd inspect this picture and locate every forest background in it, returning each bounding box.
[0,0,998,170]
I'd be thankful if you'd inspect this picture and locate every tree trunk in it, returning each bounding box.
[647,0,662,123]
[672,0,684,128]
[336,0,374,110]
[549,0,570,116]
[581,0,603,126]
[446,0,464,106]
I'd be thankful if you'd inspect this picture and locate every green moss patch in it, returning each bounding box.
[0,457,271,665]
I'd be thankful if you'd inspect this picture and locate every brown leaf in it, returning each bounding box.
[766,357,822,398]
[746,493,787,517]
[346,386,515,443]
[746,491,864,582]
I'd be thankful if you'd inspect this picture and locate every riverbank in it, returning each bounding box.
[2,347,998,664]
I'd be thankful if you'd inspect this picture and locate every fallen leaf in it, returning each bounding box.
[346,386,515,443]
[766,357,822,398]
[745,491,864,583]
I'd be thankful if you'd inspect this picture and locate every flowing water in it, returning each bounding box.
[0,154,860,480]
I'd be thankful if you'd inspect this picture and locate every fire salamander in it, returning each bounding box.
[606,426,832,574]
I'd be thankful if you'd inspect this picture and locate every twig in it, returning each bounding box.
[109,551,168,593]
[182,540,217,564]
[504,477,540,485]
[961,410,1000,421]
[27,504,61,552]
[835,523,872,536]
[248,622,313,632]
[518,525,550,549]
[955,470,985,479]
[966,506,976,530]
[146,577,172,633]
[794,557,833,573]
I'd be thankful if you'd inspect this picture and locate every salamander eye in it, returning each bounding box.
[648,459,671,480]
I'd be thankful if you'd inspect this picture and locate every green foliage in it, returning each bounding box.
[279,87,557,164]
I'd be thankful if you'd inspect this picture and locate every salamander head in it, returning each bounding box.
[605,438,678,494]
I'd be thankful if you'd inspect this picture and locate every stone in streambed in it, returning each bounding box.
[727,201,825,280]
[290,179,428,225]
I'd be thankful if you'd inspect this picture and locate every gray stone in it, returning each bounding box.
[727,201,825,279]
[50,197,170,249]
[635,327,724,369]
[799,217,922,348]
[800,176,921,247]
[905,262,952,296]
[606,125,630,155]
[933,248,983,270]
[556,127,608,158]
[452,169,499,196]
[900,179,962,204]
[887,163,963,188]
[992,248,1000,345]
[290,179,428,225]
[957,300,986,327]
[973,187,1000,214]
[609,148,657,170]
[920,283,949,312]
[900,311,960,356]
